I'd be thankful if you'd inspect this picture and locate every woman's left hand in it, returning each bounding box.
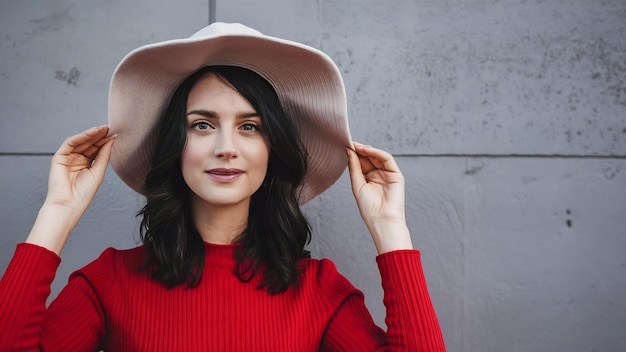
[347,142,413,254]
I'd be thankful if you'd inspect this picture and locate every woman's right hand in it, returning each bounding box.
[26,126,116,254]
[45,125,116,211]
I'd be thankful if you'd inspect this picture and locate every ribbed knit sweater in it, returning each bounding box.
[0,242,445,351]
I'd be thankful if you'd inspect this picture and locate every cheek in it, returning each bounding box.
[253,141,271,171]
[241,140,270,186]
[181,139,203,177]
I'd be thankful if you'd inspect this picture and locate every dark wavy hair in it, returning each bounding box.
[138,65,311,294]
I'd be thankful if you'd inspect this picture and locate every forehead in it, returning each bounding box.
[186,73,254,112]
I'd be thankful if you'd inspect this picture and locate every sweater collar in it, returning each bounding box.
[203,241,242,265]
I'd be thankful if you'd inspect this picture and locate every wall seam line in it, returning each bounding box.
[209,0,216,23]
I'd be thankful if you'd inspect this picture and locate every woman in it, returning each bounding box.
[0,23,445,351]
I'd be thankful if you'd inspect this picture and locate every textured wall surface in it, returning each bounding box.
[1,1,625,351]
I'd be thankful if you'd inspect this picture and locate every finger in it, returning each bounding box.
[353,142,400,173]
[346,148,366,194]
[72,126,111,154]
[353,142,384,170]
[90,136,116,178]
[350,142,376,172]
[366,154,385,170]
[56,126,109,156]
[80,134,118,160]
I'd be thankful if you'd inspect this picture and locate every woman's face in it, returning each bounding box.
[181,73,270,211]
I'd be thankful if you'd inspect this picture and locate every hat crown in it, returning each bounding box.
[191,22,262,39]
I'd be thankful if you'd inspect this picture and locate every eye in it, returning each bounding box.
[240,122,260,132]
[191,121,212,130]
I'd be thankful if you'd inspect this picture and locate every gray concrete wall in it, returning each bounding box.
[1,1,625,351]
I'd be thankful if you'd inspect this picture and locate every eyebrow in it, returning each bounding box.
[186,109,260,119]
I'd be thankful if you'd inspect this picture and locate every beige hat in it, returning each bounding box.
[108,22,351,204]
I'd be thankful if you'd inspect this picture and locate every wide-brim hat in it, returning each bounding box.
[108,22,351,204]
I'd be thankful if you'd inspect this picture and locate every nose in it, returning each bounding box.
[213,130,238,159]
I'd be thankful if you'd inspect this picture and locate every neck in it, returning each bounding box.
[191,196,250,245]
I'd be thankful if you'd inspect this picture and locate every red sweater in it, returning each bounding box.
[0,242,445,351]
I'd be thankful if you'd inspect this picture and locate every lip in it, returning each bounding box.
[205,168,244,183]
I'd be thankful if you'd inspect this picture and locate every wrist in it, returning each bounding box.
[25,203,83,255]
[369,221,413,255]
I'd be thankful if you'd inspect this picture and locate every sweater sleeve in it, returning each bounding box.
[321,250,446,351]
[0,243,60,350]
[0,243,109,351]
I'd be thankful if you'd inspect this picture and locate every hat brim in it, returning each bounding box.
[108,23,352,204]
